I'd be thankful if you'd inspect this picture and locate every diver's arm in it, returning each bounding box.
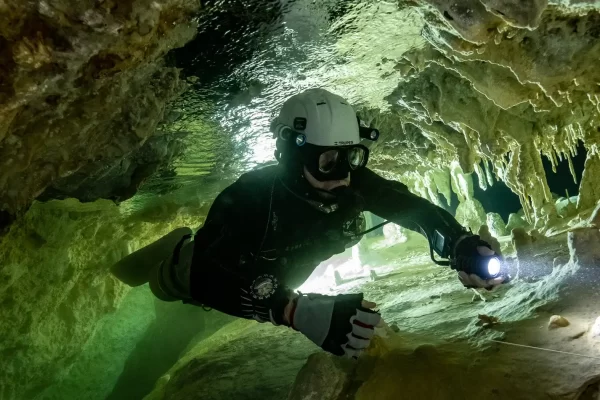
[354,168,507,289]
[190,179,295,325]
[353,167,468,257]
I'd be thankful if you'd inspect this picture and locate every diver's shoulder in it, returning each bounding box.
[235,164,278,187]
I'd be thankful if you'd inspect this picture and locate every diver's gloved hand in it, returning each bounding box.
[290,293,381,358]
[452,235,505,290]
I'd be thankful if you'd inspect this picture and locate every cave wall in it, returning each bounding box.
[0,195,210,400]
[3,0,598,232]
[1,0,600,399]
[0,0,201,231]
[35,285,156,400]
[364,1,600,228]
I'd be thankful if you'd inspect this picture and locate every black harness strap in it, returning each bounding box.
[350,220,391,240]
[173,234,192,265]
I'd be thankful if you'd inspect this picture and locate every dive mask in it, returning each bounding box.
[299,142,370,181]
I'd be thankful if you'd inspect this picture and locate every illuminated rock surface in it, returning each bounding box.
[141,232,600,400]
[1,0,600,399]
[487,212,508,237]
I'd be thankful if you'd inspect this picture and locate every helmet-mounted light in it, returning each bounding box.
[357,117,379,141]
[271,121,306,146]
[359,126,379,141]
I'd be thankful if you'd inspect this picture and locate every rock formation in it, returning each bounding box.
[1,0,600,399]
[0,0,201,232]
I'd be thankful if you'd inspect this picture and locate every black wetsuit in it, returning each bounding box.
[190,165,466,324]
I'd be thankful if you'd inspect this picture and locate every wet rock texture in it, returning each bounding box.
[0,197,208,400]
[287,353,356,400]
[0,0,200,227]
[548,314,570,328]
[142,228,600,400]
[144,320,318,400]
[486,212,508,237]
[1,0,600,400]
[366,0,600,228]
[568,205,600,266]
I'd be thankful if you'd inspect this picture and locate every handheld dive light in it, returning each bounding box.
[429,229,505,280]
[454,250,503,279]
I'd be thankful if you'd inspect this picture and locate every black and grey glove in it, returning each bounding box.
[290,292,381,358]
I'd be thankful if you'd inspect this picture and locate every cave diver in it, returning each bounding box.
[111,88,506,358]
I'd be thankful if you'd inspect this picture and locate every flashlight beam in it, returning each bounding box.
[491,340,600,362]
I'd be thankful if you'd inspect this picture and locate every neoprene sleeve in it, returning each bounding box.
[352,168,468,251]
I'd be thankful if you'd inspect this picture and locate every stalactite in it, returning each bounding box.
[483,158,494,187]
[567,153,577,184]
[550,147,558,173]
[450,161,474,202]
[499,140,556,226]
[577,143,600,211]
[541,147,557,174]
[423,172,441,206]
[473,161,487,191]
[430,168,452,207]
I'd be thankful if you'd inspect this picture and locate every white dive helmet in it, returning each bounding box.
[274,88,359,147]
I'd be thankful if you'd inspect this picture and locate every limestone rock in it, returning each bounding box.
[450,162,474,202]
[555,196,578,219]
[577,145,600,211]
[506,213,529,232]
[455,198,487,233]
[511,227,534,277]
[38,134,186,204]
[144,374,171,400]
[370,269,379,282]
[480,0,548,28]
[0,0,200,226]
[535,202,559,229]
[383,223,407,244]
[384,3,600,225]
[548,315,569,329]
[421,0,547,42]
[287,353,354,400]
[568,228,600,267]
[478,225,502,255]
[103,301,234,400]
[38,286,156,400]
[589,202,600,227]
[0,197,208,400]
[145,321,317,400]
[334,270,344,286]
[590,317,600,340]
[486,212,508,237]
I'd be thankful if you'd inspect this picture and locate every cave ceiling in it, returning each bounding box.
[1,0,600,232]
